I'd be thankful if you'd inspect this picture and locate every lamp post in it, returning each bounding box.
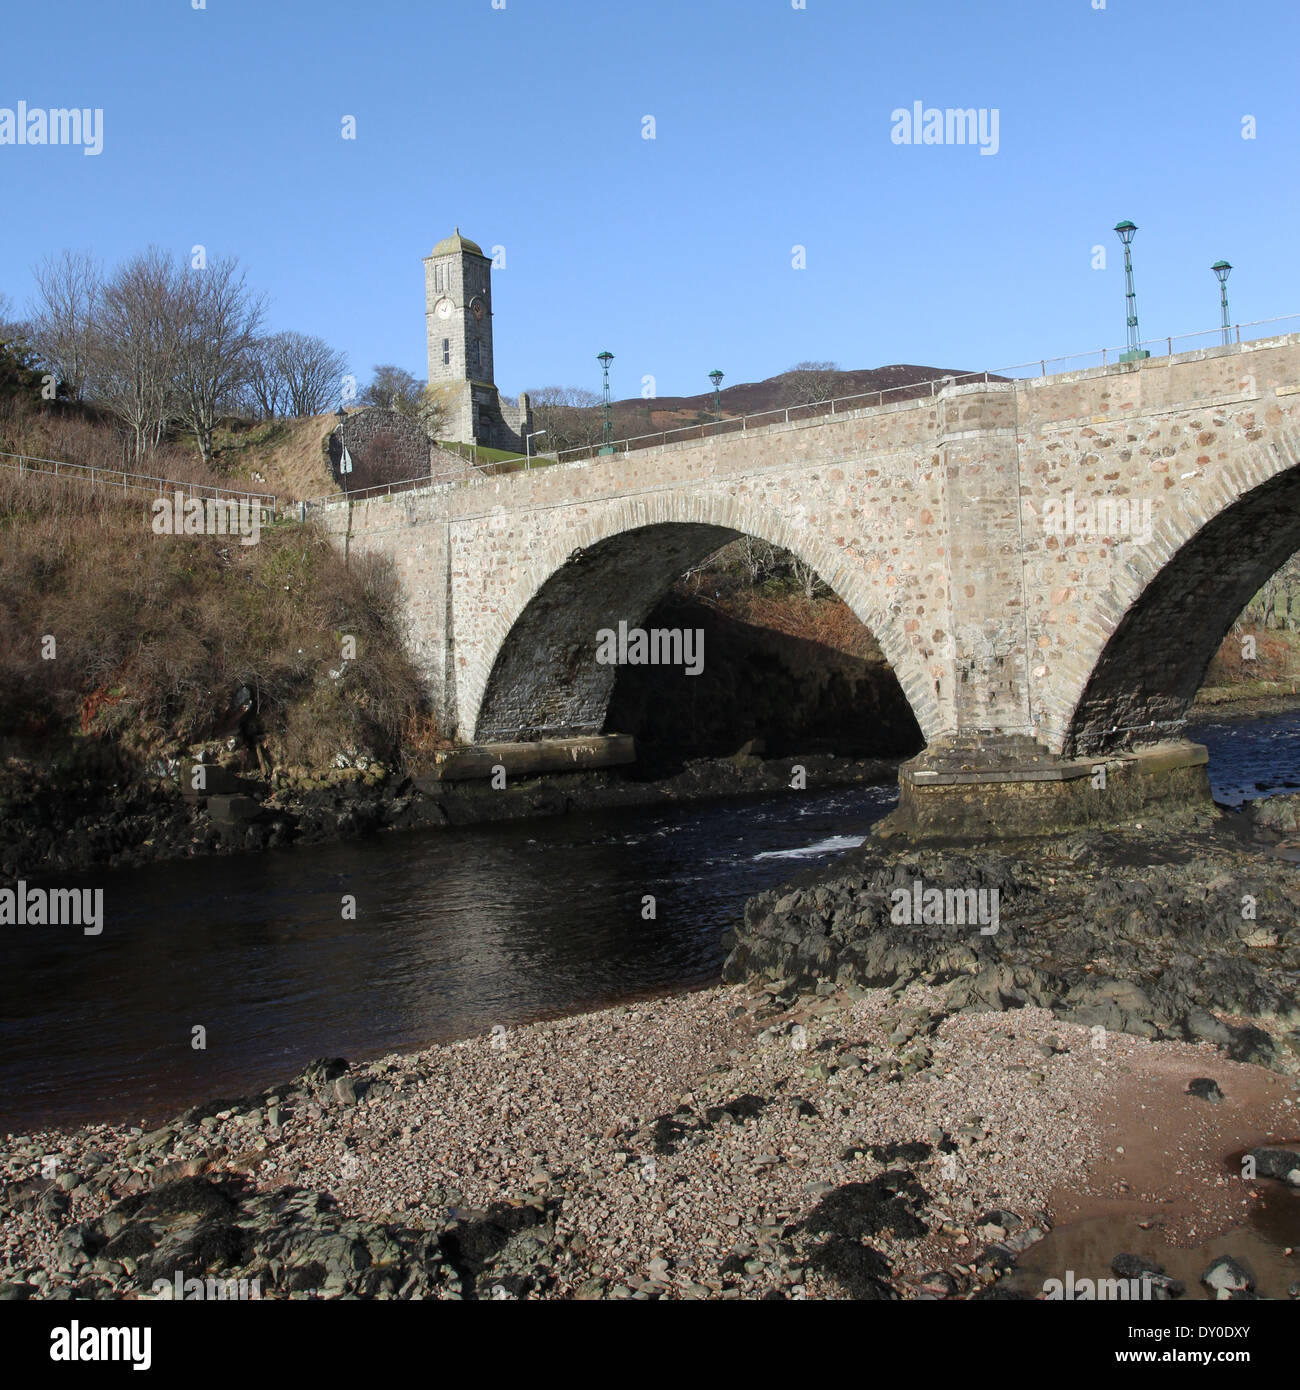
[1212,261,1233,346]
[597,350,615,455]
[335,405,352,476]
[525,428,547,469]
[1114,221,1150,362]
[709,369,724,422]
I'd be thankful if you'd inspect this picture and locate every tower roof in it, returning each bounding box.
[429,227,484,258]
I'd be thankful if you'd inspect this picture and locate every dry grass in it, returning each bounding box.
[0,445,431,773]
[200,414,343,502]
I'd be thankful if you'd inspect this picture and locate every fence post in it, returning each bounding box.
[1167,337,1172,356]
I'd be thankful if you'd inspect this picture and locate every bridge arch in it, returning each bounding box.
[1060,426,1300,756]
[462,490,942,745]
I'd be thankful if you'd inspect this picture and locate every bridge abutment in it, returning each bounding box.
[881,737,1213,840]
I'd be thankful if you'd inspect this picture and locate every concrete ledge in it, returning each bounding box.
[419,733,636,783]
[883,739,1213,840]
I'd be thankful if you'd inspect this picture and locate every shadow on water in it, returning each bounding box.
[0,781,898,1132]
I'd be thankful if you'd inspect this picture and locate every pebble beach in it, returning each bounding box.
[5,978,1295,1301]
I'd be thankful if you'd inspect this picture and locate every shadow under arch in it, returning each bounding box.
[468,508,937,746]
[1064,467,1300,756]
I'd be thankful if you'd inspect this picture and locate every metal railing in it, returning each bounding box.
[299,312,1300,509]
[0,451,278,516]
[550,313,1300,464]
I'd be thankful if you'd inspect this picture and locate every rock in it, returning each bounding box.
[916,1269,959,1297]
[1184,1009,1232,1045]
[1186,1077,1224,1102]
[206,794,261,825]
[1201,1255,1253,1294]
[1247,1146,1300,1185]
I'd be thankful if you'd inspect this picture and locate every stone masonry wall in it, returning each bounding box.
[315,338,1300,753]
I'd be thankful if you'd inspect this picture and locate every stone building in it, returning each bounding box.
[423,228,532,453]
[327,406,478,492]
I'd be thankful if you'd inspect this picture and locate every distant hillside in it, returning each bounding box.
[597,363,1000,443]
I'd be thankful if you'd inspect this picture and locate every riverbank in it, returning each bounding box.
[1189,688,1300,720]
[6,687,1298,882]
[3,977,1296,1301]
[0,749,900,879]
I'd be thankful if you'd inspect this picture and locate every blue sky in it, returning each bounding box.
[2,0,1297,401]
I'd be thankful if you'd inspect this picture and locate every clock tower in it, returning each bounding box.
[425,227,495,389]
[422,228,530,451]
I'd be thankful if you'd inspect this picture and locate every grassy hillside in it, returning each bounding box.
[0,464,434,781]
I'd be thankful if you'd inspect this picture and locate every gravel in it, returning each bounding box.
[0,978,1220,1300]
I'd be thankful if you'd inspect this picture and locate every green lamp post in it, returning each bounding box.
[1212,261,1233,346]
[709,369,724,421]
[597,350,615,455]
[1114,221,1150,362]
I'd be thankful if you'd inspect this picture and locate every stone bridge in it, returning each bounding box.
[315,336,1300,830]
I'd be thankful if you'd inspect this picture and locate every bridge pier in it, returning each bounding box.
[880,737,1213,840]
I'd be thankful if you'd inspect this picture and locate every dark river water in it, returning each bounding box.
[2,709,1298,1134]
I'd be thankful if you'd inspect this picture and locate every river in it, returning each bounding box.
[2,707,1297,1133]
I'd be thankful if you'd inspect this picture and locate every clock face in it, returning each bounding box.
[435,297,453,320]
[470,298,484,322]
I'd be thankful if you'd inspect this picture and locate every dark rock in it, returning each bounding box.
[1186,1077,1225,1102]
[916,1269,959,1297]
[976,1243,1016,1273]
[1246,1146,1300,1185]
[1201,1255,1254,1293]
[722,824,1298,1067]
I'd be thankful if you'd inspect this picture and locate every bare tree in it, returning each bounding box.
[361,364,423,413]
[246,332,291,419]
[276,331,348,417]
[173,256,266,464]
[782,360,841,407]
[733,534,779,584]
[91,247,186,463]
[29,250,101,402]
[358,363,446,440]
[788,551,828,600]
[0,291,22,342]
[526,384,603,452]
